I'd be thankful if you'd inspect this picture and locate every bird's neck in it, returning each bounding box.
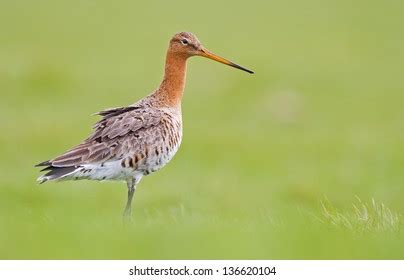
[156,51,188,107]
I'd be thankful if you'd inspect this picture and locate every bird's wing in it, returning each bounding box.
[39,105,164,167]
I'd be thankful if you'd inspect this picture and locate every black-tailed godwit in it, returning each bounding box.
[36,32,253,217]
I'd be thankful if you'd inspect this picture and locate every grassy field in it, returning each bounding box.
[1,0,403,259]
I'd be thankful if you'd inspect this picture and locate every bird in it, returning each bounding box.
[36,32,254,217]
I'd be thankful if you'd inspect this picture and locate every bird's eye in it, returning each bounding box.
[181,39,188,45]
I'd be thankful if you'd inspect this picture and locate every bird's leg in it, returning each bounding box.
[123,177,137,219]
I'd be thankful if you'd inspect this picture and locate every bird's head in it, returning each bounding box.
[169,32,254,74]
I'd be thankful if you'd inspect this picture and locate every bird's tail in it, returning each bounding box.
[35,161,77,184]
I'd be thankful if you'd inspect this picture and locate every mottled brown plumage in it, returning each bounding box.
[36,31,253,217]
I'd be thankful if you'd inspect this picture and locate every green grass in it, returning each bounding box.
[1,0,404,259]
[321,197,402,233]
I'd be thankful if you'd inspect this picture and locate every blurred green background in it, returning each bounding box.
[1,0,403,259]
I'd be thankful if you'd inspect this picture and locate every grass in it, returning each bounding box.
[0,0,404,259]
[321,197,402,234]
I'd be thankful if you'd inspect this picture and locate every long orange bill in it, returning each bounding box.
[199,47,254,74]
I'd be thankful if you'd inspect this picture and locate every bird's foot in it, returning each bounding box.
[122,208,133,224]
